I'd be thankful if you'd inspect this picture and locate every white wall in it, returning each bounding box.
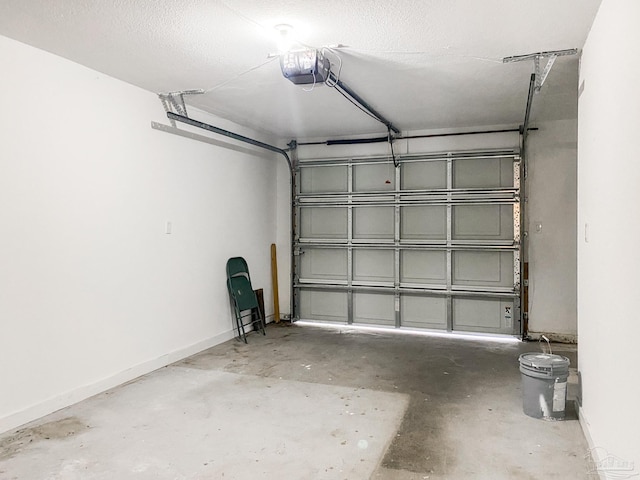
[0,35,279,433]
[526,119,578,342]
[577,0,640,472]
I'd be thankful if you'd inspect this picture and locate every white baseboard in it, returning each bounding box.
[579,407,607,480]
[0,329,235,435]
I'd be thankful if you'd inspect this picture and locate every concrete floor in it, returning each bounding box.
[0,323,590,479]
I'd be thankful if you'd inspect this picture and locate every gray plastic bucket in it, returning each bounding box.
[519,353,570,420]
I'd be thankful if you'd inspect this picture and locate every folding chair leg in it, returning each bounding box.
[234,305,248,343]
[239,320,247,343]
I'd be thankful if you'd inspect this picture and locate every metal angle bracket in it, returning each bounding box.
[157,89,205,126]
[534,54,557,92]
[503,48,577,93]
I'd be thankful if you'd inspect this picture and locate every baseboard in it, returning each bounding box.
[526,331,577,344]
[0,328,236,435]
[579,407,608,480]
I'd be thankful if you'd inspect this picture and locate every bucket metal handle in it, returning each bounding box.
[539,335,552,355]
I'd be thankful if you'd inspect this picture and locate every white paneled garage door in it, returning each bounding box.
[293,150,521,335]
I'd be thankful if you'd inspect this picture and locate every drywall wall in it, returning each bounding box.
[577,0,640,474]
[0,35,279,433]
[526,118,578,342]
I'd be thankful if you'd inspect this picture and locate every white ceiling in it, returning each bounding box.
[0,0,601,140]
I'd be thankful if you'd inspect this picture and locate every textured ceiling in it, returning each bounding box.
[0,0,601,140]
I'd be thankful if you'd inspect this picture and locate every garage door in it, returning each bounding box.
[293,149,521,335]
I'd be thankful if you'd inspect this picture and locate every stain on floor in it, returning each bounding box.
[0,417,89,461]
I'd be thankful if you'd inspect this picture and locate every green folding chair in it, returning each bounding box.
[226,257,266,343]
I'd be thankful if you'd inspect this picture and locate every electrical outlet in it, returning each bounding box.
[584,223,589,243]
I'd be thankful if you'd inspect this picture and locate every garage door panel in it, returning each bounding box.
[353,207,395,240]
[452,251,514,288]
[401,206,447,240]
[401,250,446,285]
[300,249,348,281]
[452,298,514,333]
[453,157,513,188]
[299,290,347,322]
[452,205,513,240]
[353,293,395,326]
[401,295,447,329]
[300,166,348,193]
[401,161,447,190]
[354,249,394,284]
[354,163,396,191]
[300,207,348,239]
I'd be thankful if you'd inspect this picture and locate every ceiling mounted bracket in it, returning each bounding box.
[534,55,557,92]
[503,48,577,93]
[157,89,205,126]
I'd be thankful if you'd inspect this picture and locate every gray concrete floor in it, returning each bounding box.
[0,323,590,479]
